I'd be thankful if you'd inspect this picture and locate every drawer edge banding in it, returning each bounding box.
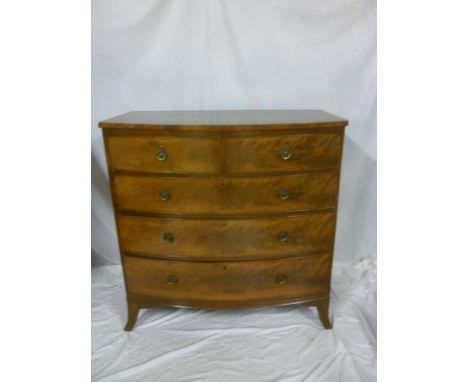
[110,167,341,178]
[122,249,332,263]
[116,207,337,220]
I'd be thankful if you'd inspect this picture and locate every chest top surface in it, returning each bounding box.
[99,110,348,131]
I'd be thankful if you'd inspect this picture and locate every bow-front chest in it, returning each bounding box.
[99,110,348,330]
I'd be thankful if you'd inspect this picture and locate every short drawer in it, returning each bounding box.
[123,254,331,304]
[113,173,338,215]
[106,135,221,174]
[118,213,335,260]
[224,133,342,174]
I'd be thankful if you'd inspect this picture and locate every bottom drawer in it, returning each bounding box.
[123,254,331,306]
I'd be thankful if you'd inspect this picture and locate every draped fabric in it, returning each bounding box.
[91,1,376,380]
[92,259,376,381]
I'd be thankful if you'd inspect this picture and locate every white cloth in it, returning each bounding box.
[92,258,376,381]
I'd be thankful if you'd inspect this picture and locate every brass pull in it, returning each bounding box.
[167,275,178,286]
[277,231,289,242]
[156,148,168,161]
[276,274,287,285]
[159,190,171,201]
[279,147,292,160]
[277,189,289,200]
[163,232,175,243]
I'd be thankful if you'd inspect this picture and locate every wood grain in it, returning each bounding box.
[124,301,140,331]
[113,172,339,215]
[107,135,221,174]
[123,254,331,304]
[117,212,335,260]
[98,110,347,330]
[225,133,342,174]
[99,109,348,131]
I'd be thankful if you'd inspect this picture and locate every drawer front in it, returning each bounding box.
[113,173,338,215]
[123,254,331,303]
[106,136,221,174]
[224,133,342,174]
[118,213,335,260]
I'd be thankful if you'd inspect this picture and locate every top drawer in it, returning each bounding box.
[224,133,342,174]
[106,135,221,174]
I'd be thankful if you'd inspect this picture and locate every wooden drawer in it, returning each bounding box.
[113,173,338,215]
[118,212,335,260]
[106,135,221,174]
[224,133,342,174]
[123,254,331,304]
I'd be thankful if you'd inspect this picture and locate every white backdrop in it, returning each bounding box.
[91,0,376,267]
[91,1,376,381]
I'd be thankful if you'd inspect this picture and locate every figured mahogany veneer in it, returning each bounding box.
[107,135,221,174]
[117,212,335,261]
[123,254,331,304]
[224,133,342,174]
[113,173,339,215]
[99,110,348,331]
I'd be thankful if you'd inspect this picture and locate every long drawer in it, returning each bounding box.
[117,212,335,260]
[113,173,339,215]
[123,254,331,304]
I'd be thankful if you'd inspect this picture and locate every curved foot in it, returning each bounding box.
[316,299,332,329]
[124,301,140,331]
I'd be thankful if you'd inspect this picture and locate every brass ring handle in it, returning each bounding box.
[156,148,168,161]
[279,147,292,160]
[167,275,178,286]
[163,232,175,243]
[277,189,289,200]
[159,190,171,201]
[276,274,287,285]
[277,231,289,242]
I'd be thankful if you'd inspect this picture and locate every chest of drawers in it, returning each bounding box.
[99,110,348,330]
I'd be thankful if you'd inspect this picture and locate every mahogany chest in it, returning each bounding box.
[99,110,348,330]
